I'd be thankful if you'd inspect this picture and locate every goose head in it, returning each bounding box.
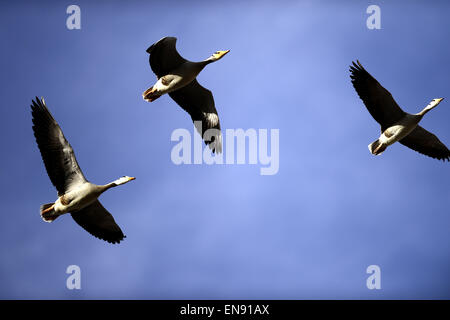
[113,176,136,186]
[419,98,444,116]
[208,50,230,62]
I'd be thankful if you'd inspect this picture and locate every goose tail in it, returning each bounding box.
[40,203,60,223]
[368,139,387,155]
[142,86,161,102]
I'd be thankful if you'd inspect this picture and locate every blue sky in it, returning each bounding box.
[0,0,449,299]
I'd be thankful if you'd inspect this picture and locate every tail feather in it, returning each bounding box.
[368,139,387,155]
[40,203,60,223]
[143,86,161,102]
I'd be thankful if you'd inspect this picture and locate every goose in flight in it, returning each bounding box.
[350,61,449,161]
[31,97,135,244]
[142,37,230,153]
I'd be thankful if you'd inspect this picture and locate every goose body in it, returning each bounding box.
[350,61,449,160]
[31,97,135,244]
[375,113,424,151]
[143,37,229,153]
[51,181,125,215]
[150,61,206,96]
[52,182,101,214]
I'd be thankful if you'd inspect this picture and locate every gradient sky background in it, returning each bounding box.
[0,0,449,299]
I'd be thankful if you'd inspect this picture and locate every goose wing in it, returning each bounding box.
[147,37,187,78]
[399,126,450,161]
[169,79,222,153]
[350,61,406,130]
[71,200,125,244]
[31,97,87,196]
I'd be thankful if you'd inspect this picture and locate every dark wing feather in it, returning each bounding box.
[169,80,222,153]
[399,126,450,161]
[31,97,87,196]
[147,37,187,78]
[350,61,406,130]
[71,200,125,244]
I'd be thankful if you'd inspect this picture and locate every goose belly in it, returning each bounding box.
[158,74,197,94]
[381,123,417,146]
[154,63,202,95]
[54,184,99,214]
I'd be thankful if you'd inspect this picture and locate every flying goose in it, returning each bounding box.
[31,97,135,244]
[350,61,450,161]
[142,37,230,153]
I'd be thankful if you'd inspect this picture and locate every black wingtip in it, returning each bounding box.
[31,96,45,107]
[31,97,40,114]
[350,60,363,70]
[147,36,177,54]
[107,234,126,244]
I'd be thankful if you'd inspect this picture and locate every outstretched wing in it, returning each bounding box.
[400,126,450,161]
[71,200,125,244]
[147,37,187,78]
[31,97,87,196]
[350,61,406,130]
[169,79,222,153]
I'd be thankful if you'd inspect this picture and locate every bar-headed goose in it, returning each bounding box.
[31,97,135,244]
[350,61,449,161]
[142,37,230,154]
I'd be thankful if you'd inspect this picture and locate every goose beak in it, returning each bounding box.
[215,50,230,59]
[129,177,136,181]
[433,98,444,106]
